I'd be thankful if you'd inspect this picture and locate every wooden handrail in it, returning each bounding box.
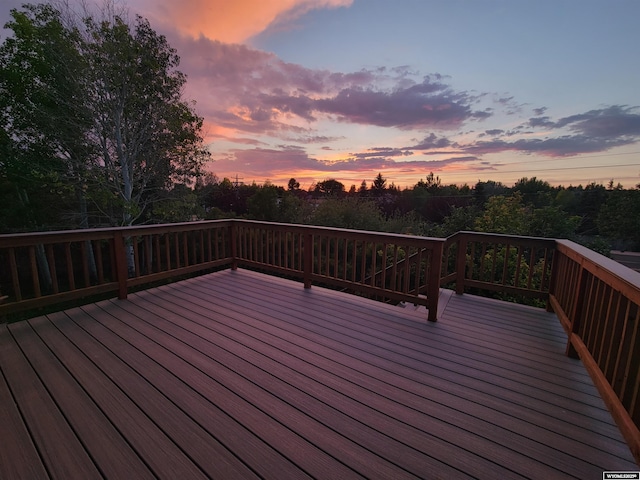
[549,239,640,463]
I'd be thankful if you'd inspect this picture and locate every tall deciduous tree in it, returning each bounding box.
[82,11,209,226]
[0,2,210,230]
[0,3,91,232]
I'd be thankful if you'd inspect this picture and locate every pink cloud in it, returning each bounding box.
[134,0,353,43]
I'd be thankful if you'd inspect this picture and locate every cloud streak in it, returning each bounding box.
[137,0,353,43]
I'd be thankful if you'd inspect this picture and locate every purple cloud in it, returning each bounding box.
[171,35,492,135]
[315,77,490,129]
[351,148,414,159]
[409,133,453,150]
[556,106,640,138]
[470,105,640,157]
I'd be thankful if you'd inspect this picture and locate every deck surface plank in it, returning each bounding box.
[0,326,50,480]
[1,268,637,479]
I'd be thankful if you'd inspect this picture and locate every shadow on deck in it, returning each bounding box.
[1,269,636,479]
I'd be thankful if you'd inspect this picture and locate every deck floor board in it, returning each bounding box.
[1,268,637,479]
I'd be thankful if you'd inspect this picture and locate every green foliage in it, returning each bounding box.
[313,179,345,197]
[597,186,640,249]
[151,184,203,223]
[247,184,280,221]
[310,198,385,230]
[475,193,529,235]
[0,3,209,231]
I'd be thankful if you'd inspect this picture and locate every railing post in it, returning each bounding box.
[113,231,128,300]
[455,235,467,295]
[303,232,313,289]
[230,222,238,270]
[427,241,444,322]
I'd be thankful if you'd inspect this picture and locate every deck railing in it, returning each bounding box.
[0,221,234,316]
[441,231,556,301]
[0,219,443,321]
[1,221,639,462]
[234,221,444,320]
[548,239,640,462]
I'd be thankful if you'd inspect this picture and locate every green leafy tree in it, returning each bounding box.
[314,179,345,197]
[513,177,553,208]
[310,198,385,230]
[597,186,640,249]
[0,4,91,231]
[0,3,210,230]
[247,183,280,221]
[82,12,209,226]
[475,193,529,235]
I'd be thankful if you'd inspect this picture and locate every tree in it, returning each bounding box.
[0,3,210,230]
[287,178,300,191]
[247,183,280,221]
[475,194,529,235]
[371,172,387,196]
[82,12,209,226]
[0,4,92,231]
[358,180,368,197]
[314,179,345,197]
[597,186,640,249]
[513,177,553,208]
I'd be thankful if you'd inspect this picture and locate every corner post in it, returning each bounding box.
[455,235,468,295]
[427,241,444,322]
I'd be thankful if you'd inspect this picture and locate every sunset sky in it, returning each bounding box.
[3,0,640,189]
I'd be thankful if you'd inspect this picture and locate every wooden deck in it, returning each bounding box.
[1,268,637,479]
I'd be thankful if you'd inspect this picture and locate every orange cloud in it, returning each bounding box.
[136,0,352,43]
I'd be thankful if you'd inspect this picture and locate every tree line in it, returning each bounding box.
[193,173,640,253]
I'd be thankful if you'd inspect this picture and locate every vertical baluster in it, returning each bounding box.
[94,241,104,284]
[8,248,22,301]
[332,237,339,279]
[618,307,640,406]
[359,240,366,284]
[145,235,153,274]
[514,245,523,288]
[28,246,41,298]
[370,242,377,288]
[153,233,164,273]
[501,243,510,287]
[65,242,75,291]
[133,236,140,277]
[173,232,180,268]
[379,243,387,290]
[390,244,399,291]
[342,238,348,281]
[527,247,536,290]
[80,241,90,287]
[183,232,189,267]
[413,248,423,296]
[46,244,59,294]
[351,239,357,283]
